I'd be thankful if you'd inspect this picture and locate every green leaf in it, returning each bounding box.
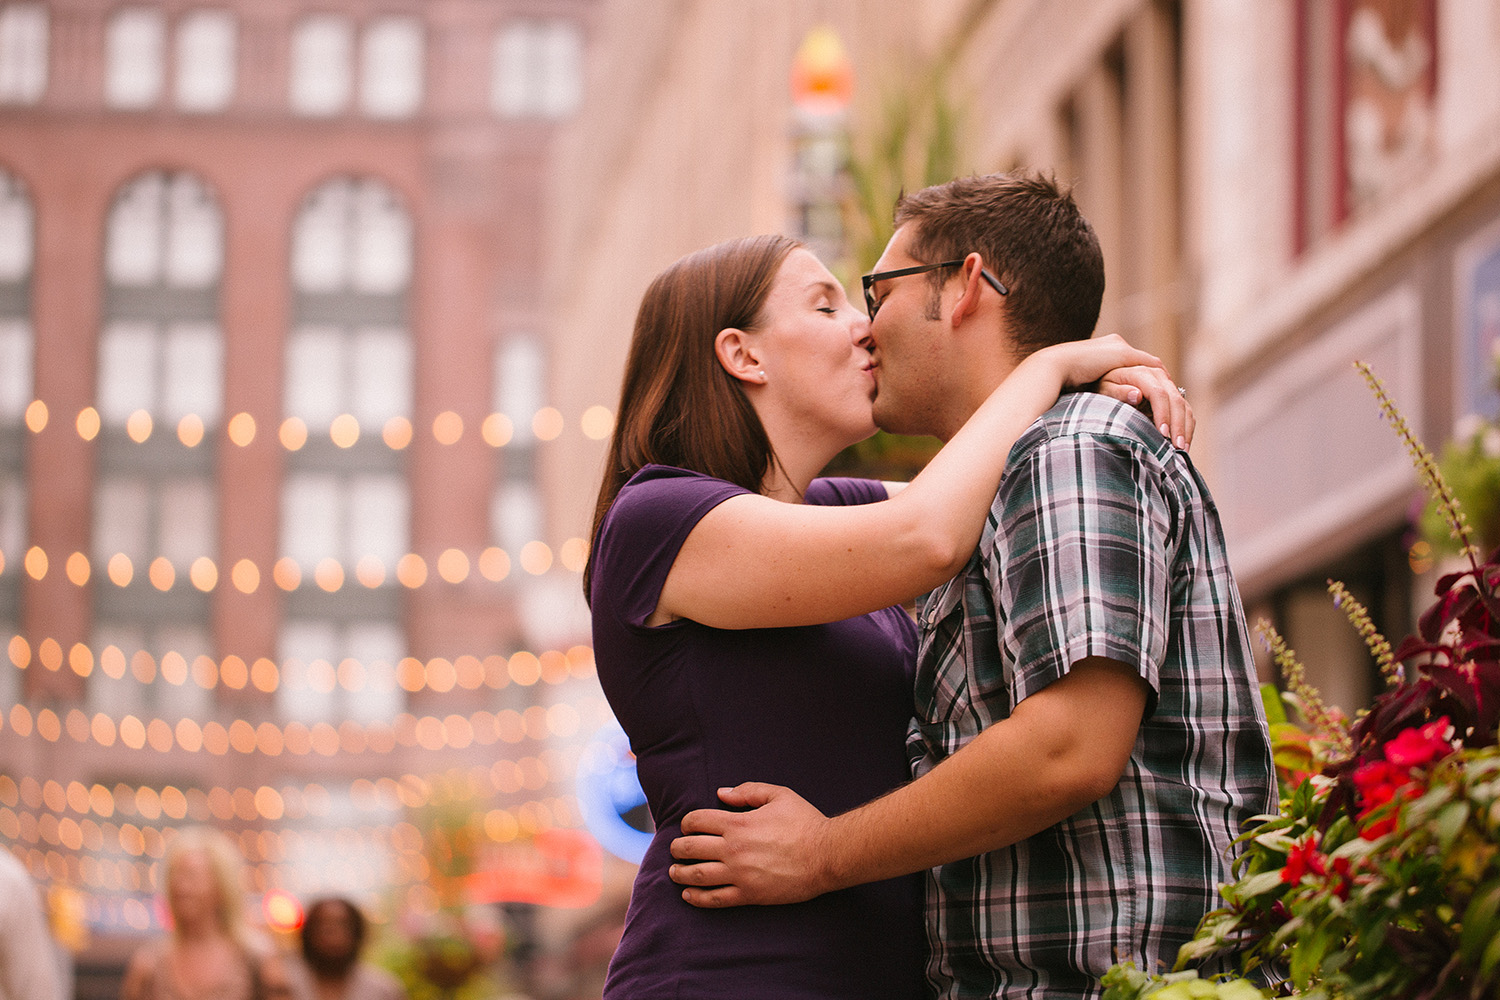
[1431,800,1470,850]
[1260,682,1288,726]
[1461,881,1500,966]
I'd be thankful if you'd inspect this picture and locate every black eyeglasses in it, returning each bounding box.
[861,259,1008,320]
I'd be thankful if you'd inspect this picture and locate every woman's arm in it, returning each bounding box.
[654,335,1173,629]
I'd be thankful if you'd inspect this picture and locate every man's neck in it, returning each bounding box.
[932,357,1018,444]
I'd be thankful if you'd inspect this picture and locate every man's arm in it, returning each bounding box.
[668,656,1148,907]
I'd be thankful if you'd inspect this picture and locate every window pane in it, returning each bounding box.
[98,320,159,421]
[88,624,147,719]
[350,326,411,425]
[0,3,48,104]
[163,174,223,288]
[491,481,542,553]
[360,17,422,120]
[162,322,222,422]
[0,318,31,419]
[344,621,403,722]
[292,181,351,293]
[350,181,411,294]
[0,474,24,560]
[491,22,535,117]
[0,170,32,281]
[539,21,582,118]
[155,625,211,720]
[285,325,346,426]
[174,9,235,112]
[106,173,165,287]
[93,476,151,563]
[278,619,339,722]
[290,14,351,117]
[158,476,215,568]
[105,7,165,109]
[347,473,406,566]
[281,472,341,565]
[494,336,544,441]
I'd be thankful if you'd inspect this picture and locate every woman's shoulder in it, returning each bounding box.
[606,465,750,528]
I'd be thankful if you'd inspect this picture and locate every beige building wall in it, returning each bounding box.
[555,0,1500,717]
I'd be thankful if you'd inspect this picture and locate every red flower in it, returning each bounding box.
[1383,716,1456,769]
[1351,759,1417,840]
[1281,836,1326,884]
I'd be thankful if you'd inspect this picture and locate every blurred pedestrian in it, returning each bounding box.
[122,826,290,1000]
[287,898,405,1000]
[0,847,64,1000]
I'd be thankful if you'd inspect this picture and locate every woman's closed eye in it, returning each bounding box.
[818,306,838,315]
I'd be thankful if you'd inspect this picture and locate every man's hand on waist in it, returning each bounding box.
[668,782,837,907]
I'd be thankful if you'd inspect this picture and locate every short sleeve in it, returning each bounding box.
[988,432,1171,710]
[590,466,749,629]
[806,476,887,507]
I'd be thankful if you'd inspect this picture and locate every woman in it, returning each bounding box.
[585,235,1185,999]
[122,826,290,1000]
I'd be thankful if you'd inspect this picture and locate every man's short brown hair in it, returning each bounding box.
[893,172,1105,355]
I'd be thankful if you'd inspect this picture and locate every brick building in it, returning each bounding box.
[0,0,624,993]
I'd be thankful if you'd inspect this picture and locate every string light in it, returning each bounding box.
[6,634,599,694]
[0,542,591,593]
[17,400,616,450]
[0,690,611,757]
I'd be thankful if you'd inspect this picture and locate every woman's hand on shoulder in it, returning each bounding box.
[1023,334,1192,448]
[1096,363,1193,448]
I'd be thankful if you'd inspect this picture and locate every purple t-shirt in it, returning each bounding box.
[590,465,924,1000]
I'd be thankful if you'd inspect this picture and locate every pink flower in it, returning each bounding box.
[1383,716,1456,769]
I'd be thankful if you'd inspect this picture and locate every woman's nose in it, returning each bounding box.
[851,310,872,348]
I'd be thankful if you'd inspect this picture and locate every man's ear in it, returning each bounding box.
[948,252,989,329]
[714,327,764,384]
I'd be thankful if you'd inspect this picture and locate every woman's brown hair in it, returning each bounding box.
[584,234,802,600]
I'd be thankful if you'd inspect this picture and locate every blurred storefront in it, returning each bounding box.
[550,0,1500,720]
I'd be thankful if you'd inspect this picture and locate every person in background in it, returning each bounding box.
[0,847,64,1000]
[122,826,291,1000]
[287,898,406,1000]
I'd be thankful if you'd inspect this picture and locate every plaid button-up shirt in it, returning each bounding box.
[908,393,1276,1000]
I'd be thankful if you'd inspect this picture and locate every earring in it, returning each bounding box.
[757,370,766,381]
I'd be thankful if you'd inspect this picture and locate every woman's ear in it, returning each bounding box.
[715,327,766,385]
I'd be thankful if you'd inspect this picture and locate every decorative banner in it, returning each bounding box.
[467,827,603,909]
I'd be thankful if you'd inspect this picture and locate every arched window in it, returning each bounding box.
[0,168,32,706]
[0,3,47,105]
[91,170,223,721]
[281,176,413,723]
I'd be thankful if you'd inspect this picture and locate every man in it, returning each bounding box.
[667,172,1277,998]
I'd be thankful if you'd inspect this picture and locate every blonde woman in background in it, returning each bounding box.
[122,826,291,1000]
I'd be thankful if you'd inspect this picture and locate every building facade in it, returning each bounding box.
[0,0,624,994]
[550,0,1500,719]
